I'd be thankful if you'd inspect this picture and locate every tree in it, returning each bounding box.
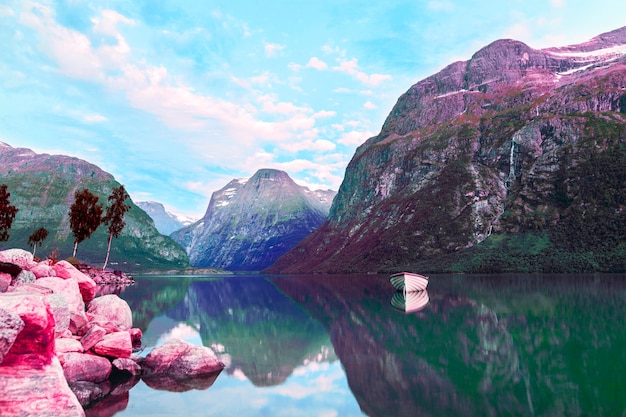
[102,185,131,270]
[28,227,49,257]
[69,188,103,257]
[0,184,18,242]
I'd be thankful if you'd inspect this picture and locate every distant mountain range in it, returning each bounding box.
[267,26,626,274]
[135,201,196,236]
[0,142,188,272]
[171,169,336,271]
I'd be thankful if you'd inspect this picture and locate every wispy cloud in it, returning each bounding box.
[306,57,328,70]
[264,42,285,57]
[332,58,391,86]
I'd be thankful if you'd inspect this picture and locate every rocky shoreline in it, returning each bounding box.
[0,249,225,417]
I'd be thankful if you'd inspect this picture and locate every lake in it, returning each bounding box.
[96,273,626,417]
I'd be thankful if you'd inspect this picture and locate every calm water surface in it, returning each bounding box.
[101,273,626,417]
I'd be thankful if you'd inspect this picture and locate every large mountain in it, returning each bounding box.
[136,201,195,235]
[171,169,336,271]
[0,142,189,271]
[267,27,626,274]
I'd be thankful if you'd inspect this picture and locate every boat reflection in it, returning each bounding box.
[391,290,429,313]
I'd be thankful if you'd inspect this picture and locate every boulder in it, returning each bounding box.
[53,261,96,302]
[35,277,85,322]
[0,308,24,364]
[112,357,141,375]
[141,339,224,379]
[60,352,112,383]
[0,249,35,270]
[142,370,222,392]
[81,324,107,351]
[15,270,36,285]
[55,338,84,355]
[0,261,21,277]
[93,331,132,359]
[46,292,70,336]
[0,272,10,293]
[0,293,55,367]
[129,327,143,347]
[69,380,108,407]
[86,294,132,330]
[30,261,56,279]
[0,357,85,417]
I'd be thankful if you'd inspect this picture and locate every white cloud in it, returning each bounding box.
[363,101,377,109]
[337,130,369,146]
[0,4,14,17]
[91,9,136,37]
[504,23,532,41]
[288,62,302,72]
[281,139,336,153]
[83,114,107,123]
[332,58,391,86]
[306,57,328,70]
[550,0,565,8]
[264,42,285,57]
[313,110,336,118]
[428,1,455,12]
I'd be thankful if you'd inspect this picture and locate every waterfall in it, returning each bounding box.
[505,138,518,190]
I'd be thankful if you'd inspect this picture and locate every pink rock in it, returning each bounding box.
[112,357,141,375]
[129,327,142,347]
[87,294,132,330]
[0,308,24,364]
[36,277,86,321]
[0,272,10,292]
[0,357,85,417]
[0,293,55,368]
[141,339,225,379]
[81,324,107,351]
[53,261,96,302]
[0,249,36,270]
[30,262,56,279]
[9,283,53,296]
[55,338,84,355]
[93,331,132,359]
[85,318,121,334]
[60,351,112,383]
[70,312,89,335]
[46,293,70,336]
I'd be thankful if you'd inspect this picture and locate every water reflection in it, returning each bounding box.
[390,290,429,313]
[113,273,626,417]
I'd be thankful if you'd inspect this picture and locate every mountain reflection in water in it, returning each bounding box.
[114,273,626,417]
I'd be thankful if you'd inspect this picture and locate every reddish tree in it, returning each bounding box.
[0,184,18,242]
[68,188,103,257]
[28,227,49,257]
[102,185,131,269]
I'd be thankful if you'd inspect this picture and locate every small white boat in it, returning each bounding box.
[390,272,429,292]
[391,290,429,313]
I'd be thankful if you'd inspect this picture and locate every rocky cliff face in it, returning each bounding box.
[268,26,626,274]
[171,169,336,271]
[0,142,189,271]
[136,201,193,235]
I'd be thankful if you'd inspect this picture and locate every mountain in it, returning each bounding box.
[267,27,626,274]
[0,142,189,271]
[170,169,336,271]
[136,201,195,235]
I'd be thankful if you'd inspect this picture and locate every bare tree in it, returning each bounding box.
[69,188,103,257]
[28,227,49,257]
[102,185,131,269]
[0,184,18,242]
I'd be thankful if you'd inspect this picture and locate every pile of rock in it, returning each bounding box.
[0,249,225,417]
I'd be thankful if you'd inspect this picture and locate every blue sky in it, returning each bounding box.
[1,1,625,219]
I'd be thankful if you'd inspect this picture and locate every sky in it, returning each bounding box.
[1,1,625,219]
